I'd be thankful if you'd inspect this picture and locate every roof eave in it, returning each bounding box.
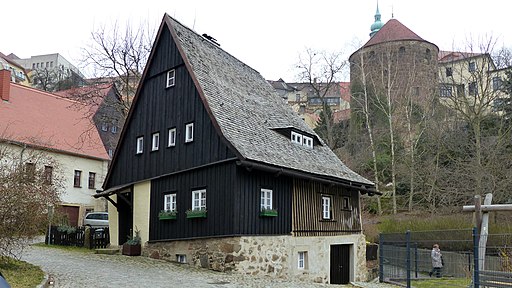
[237,159,379,195]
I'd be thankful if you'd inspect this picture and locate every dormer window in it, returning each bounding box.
[291,131,303,145]
[166,69,176,88]
[291,131,313,148]
[303,136,313,148]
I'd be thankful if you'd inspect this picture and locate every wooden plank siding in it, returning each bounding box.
[106,27,235,189]
[149,161,237,240]
[292,179,362,236]
[149,163,293,241]
[234,167,292,236]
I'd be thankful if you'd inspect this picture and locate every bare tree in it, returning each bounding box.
[0,140,61,259]
[349,50,383,214]
[295,48,347,149]
[493,46,512,69]
[439,38,512,198]
[80,20,155,116]
[350,39,440,214]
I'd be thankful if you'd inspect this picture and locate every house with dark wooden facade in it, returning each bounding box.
[96,14,377,285]
[56,83,125,159]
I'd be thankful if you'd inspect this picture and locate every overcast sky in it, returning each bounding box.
[2,0,510,81]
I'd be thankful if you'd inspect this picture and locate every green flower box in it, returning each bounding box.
[186,209,207,219]
[260,209,278,217]
[158,210,177,220]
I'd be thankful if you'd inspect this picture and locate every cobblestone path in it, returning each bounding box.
[21,245,397,288]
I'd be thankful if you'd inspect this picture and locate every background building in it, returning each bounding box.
[13,53,85,91]
[0,69,109,226]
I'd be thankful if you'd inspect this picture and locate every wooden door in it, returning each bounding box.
[330,244,350,284]
[117,191,133,245]
[59,205,79,227]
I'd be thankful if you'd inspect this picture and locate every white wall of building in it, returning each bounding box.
[0,142,108,211]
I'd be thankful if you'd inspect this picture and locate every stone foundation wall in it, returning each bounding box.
[146,234,367,284]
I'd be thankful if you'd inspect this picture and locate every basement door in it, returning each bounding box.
[330,244,351,284]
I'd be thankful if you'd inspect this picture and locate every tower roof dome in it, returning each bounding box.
[370,3,383,37]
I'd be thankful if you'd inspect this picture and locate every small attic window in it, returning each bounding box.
[291,131,303,145]
[166,69,176,88]
[303,136,313,148]
[291,131,313,149]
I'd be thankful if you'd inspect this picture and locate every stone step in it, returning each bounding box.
[95,248,120,255]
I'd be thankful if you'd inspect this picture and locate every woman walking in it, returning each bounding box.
[429,244,443,277]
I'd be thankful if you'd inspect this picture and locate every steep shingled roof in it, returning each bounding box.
[165,15,372,186]
[363,19,425,48]
[0,82,109,160]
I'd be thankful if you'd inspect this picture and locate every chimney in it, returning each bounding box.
[0,69,11,102]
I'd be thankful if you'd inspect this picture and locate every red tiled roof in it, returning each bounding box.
[363,19,424,48]
[438,50,483,63]
[0,82,109,160]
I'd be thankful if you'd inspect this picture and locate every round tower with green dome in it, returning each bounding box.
[370,3,383,37]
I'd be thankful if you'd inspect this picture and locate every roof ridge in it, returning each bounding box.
[166,15,261,76]
[11,82,85,105]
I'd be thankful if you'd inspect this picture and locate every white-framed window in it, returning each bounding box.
[152,132,160,151]
[101,123,108,131]
[136,136,144,154]
[298,251,308,269]
[260,188,273,210]
[185,123,194,143]
[166,69,176,88]
[168,128,176,147]
[303,136,313,148]
[291,131,314,148]
[322,196,331,219]
[291,131,303,145]
[176,254,186,263]
[111,125,118,134]
[164,193,177,211]
[192,189,206,210]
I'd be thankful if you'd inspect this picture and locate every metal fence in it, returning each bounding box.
[379,228,512,287]
[46,226,110,249]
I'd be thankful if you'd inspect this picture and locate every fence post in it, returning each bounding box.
[414,242,418,279]
[473,227,479,288]
[379,233,384,283]
[406,230,411,288]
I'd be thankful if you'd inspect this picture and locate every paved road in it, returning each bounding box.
[21,244,397,288]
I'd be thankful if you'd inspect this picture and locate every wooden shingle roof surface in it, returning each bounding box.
[166,15,372,185]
